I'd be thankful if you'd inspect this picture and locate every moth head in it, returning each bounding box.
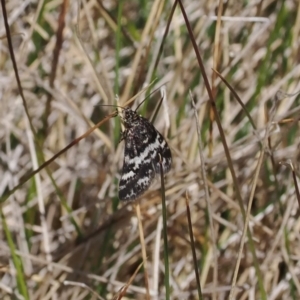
[122,107,139,127]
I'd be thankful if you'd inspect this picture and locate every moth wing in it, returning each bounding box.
[151,129,172,174]
[119,156,155,201]
[118,116,172,201]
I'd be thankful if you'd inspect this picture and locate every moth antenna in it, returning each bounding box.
[94,104,125,110]
[134,83,168,112]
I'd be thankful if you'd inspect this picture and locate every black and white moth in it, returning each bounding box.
[118,107,172,201]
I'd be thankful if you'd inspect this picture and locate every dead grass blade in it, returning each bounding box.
[63,280,105,300]
[280,160,300,212]
[112,262,143,300]
[191,92,217,299]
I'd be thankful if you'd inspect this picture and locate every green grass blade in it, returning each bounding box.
[159,154,170,299]
[1,208,29,300]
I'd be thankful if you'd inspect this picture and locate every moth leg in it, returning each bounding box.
[119,130,127,143]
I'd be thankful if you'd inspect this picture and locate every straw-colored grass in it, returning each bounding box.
[1,0,300,299]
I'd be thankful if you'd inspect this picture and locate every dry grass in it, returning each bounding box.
[1,0,300,299]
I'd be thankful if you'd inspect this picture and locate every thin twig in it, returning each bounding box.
[159,153,170,299]
[185,192,203,300]
[134,202,150,300]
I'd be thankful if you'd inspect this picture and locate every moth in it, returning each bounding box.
[118,107,172,201]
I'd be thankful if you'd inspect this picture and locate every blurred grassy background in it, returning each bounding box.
[1,0,300,299]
